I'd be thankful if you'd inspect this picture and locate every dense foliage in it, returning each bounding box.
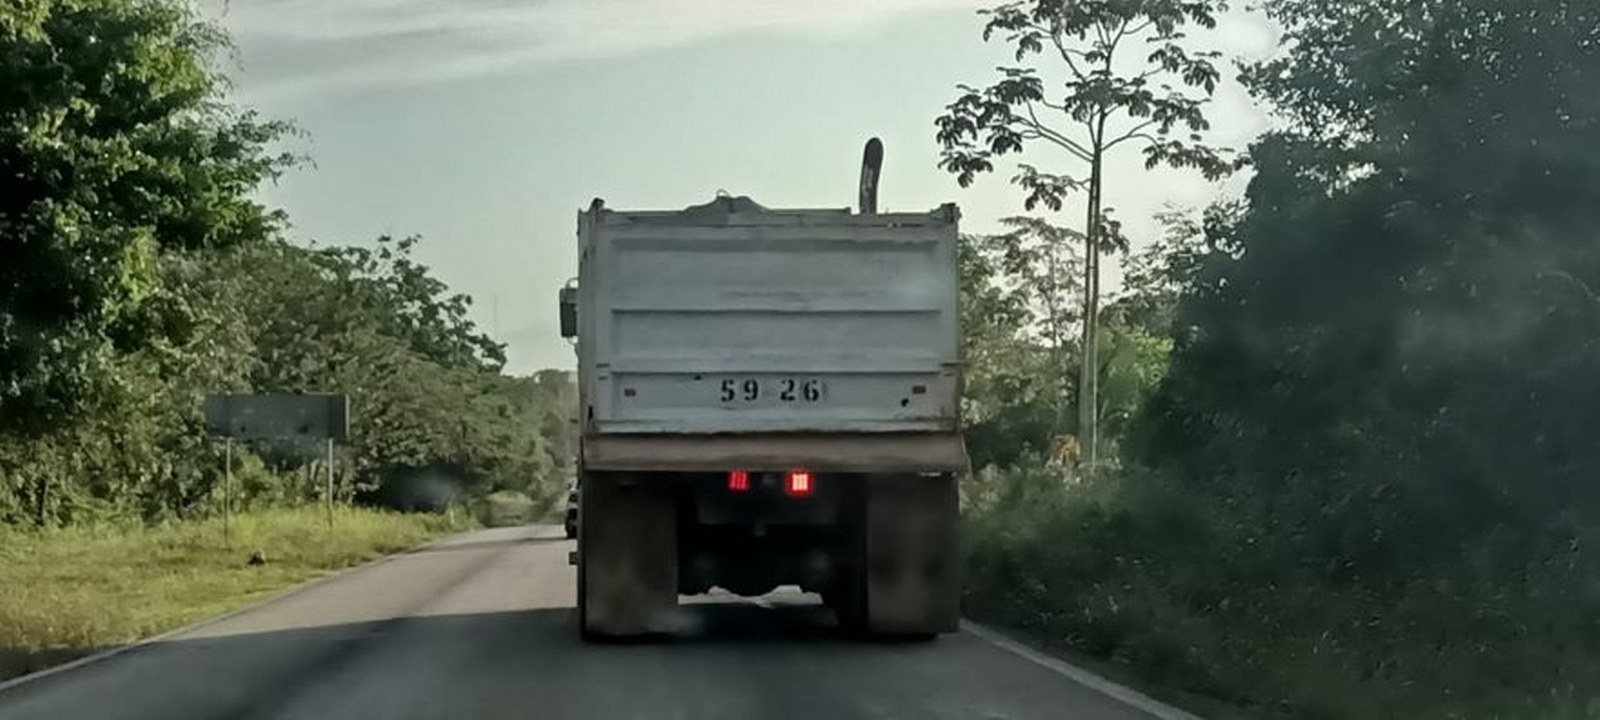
[0,0,294,433]
[0,0,573,527]
[958,0,1600,716]
[959,220,1170,470]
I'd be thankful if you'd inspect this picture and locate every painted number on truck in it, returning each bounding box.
[719,378,825,403]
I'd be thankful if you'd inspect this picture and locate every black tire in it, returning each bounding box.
[577,471,678,641]
[832,586,868,637]
[576,473,592,641]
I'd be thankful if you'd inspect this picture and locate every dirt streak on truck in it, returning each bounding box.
[557,140,967,640]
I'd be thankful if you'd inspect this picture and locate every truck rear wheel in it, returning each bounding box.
[859,473,959,638]
[578,471,679,641]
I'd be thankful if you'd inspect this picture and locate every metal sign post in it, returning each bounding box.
[224,437,233,547]
[326,437,335,528]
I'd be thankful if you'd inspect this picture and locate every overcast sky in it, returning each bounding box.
[205,0,1278,374]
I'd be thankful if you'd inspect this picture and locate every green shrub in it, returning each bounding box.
[478,491,539,528]
[962,463,1600,719]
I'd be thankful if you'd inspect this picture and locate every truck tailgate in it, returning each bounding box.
[578,204,960,435]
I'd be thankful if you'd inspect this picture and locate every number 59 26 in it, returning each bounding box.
[718,378,824,403]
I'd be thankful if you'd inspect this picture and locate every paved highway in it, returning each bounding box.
[0,526,1193,720]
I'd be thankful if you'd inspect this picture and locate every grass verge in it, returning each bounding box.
[0,505,472,681]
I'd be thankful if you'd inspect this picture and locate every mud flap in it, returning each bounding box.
[579,472,679,639]
[864,473,960,636]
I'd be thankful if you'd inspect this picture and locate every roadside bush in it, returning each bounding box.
[476,491,539,528]
[962,463,1600,718]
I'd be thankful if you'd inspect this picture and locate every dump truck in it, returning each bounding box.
[557,139,966,640]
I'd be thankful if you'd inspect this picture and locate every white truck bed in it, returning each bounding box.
[575,197,961,437]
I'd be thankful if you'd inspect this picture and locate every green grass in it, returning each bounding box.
[0,506,471,661]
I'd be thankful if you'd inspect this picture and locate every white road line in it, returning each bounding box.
[960,620,1202,720]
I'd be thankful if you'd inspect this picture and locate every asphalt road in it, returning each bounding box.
[0,526,1192,720]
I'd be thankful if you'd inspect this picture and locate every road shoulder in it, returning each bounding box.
[961,619,1260,720]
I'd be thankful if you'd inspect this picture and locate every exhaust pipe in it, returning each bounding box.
[859,137,883,215]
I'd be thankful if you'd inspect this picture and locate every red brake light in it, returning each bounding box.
[784,469,814,497]
[728,469,750,492]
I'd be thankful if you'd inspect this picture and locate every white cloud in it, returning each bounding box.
[207,0,983,98]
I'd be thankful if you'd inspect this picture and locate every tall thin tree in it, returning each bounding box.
[935,0,1238,467]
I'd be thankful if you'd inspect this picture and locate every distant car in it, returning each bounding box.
[564,481,579,539]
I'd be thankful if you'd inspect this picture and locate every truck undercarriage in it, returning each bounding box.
[576,467,959,640]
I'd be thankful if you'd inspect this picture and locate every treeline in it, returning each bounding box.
[951,0,1600,717]
[0,1,573,526]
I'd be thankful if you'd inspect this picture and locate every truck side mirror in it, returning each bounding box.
[558,286,578,338]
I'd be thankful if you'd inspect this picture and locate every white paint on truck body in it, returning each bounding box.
[575,198,961,436]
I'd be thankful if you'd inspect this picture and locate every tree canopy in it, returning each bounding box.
[1144,0,1600,536]
[0,0,574,526]
[0,0,295,433]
